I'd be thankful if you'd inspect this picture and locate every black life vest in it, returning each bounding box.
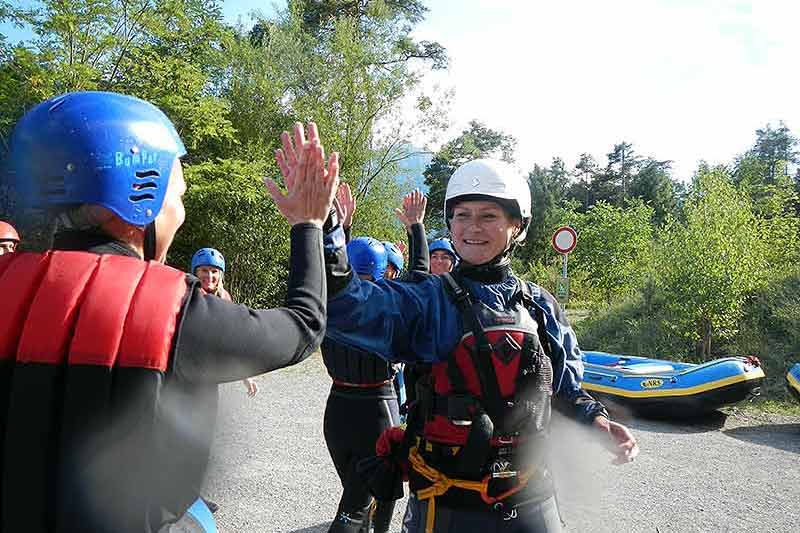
[321,337,397,389]
[0,251,188,533]
[407,272,553,508]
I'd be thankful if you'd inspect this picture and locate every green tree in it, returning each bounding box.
[749,121,798,183]
[0,0,235,161]
[0,0,449,305]
[590,141,641,205]
[629,158,677,225]
[568,152,598,211]
[656,168,768,359]
[570,199,654,305]
[518,158,570,267]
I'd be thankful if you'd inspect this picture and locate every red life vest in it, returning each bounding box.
[406,273,554,513]
[421,273,552,449]
[0,250,188,532]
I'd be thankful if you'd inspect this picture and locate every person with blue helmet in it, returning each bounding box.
[319,184,401,533]
[190,248,258,399]
[383,241,404,280]
[280,150,639,532]
[191,247,229,299]
[428,238,457,276]
[347,237,388,281]
[1,96,338,532]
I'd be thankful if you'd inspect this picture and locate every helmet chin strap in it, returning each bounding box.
[143,222,157,261]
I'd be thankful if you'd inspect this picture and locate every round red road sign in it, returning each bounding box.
[551,226,577,254]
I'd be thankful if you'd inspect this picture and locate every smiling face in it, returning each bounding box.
[449,200,521,266]
[429,250,454,275]
[195,265,223,293]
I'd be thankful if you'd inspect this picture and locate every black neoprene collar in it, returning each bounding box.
[51,230,141,258]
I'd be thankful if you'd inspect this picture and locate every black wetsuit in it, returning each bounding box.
[0,224,325,533]
[322,222,428,533]
[322,342,400,533]
[400,224,430,408]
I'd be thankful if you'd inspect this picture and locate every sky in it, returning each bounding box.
[3,0,798,181]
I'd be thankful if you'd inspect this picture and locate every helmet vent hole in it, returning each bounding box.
[48,98,67,113]
[132,181,157,191]
[135,169,160,179]
[129,193,156,203]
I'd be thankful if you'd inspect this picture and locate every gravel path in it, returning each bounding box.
[205,355,800,533]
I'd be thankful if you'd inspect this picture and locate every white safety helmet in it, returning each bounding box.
[444,158,532,243]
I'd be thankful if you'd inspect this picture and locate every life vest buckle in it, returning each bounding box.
[491,470,518,479]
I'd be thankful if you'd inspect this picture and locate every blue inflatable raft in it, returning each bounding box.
[580,351,765,418]
[787,363,800,403]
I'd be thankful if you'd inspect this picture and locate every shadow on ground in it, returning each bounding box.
[622,410,729,434]
[723,423,800,454]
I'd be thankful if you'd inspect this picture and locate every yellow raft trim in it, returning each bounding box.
[787,370,800,394]
[582,367,765,398]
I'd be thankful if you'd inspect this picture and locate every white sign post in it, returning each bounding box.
[551,226,577,307]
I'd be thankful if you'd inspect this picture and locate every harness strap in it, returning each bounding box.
[440,273,505,426]
[410,446,486,533]
[409,445,537,533]
[519,279,552,361]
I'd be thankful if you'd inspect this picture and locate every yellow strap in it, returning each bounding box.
[409,447,487,533]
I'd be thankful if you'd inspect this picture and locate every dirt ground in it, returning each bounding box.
[204,355,800,533]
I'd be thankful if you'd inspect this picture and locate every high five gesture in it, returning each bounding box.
[267,122,339,227]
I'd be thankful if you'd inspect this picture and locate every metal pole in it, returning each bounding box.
[562,253,568,279]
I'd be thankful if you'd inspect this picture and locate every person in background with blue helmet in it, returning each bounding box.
[1,95,337,532]
[316,183,421,533]
[322,233,398,533]
[383,241,404,280]
[428,238,457,276]
[347,237,388,281]
[191,247,231,300]
[190,248,258,397]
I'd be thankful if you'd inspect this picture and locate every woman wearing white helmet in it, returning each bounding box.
[304,155,639,533]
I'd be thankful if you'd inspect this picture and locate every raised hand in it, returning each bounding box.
[267,122,339,228]
[394,189,427,230]
[334,182,356,229]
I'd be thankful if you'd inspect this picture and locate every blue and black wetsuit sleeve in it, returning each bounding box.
[406,222,429,275]
[172,223,326,383]
[534,285,609,424]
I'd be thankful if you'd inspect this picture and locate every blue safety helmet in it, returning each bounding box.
[429,238,456,261]
[347,237,388,281]
[191,248,226,274]
[8,91,186,226]
[383,241,404,273]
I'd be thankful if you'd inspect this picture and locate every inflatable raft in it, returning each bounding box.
[580,351,765,418]
[787,363,800,403]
